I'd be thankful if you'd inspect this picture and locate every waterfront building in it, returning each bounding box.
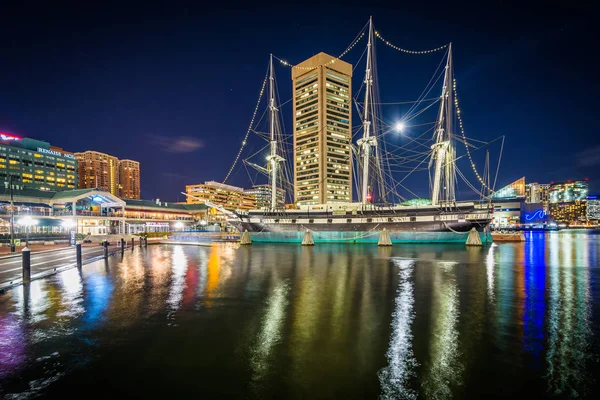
[490,199,522,228]
[75,151,120,196]
[0,187,207,235]
[525,182,550,209]
[491,177,526,200]
[244,184,285,209]
[587,195,600,222]
[292,53,352,205]
[185,181,256,211]
[119,159,141,199]
[75,151,141,199]
[548,180,588,203]
[549,200,587,224]
[0,133,77,191]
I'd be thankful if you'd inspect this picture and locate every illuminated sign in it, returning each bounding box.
[37,147,75,159]
[524,209,546,221]
[0,133,20,141]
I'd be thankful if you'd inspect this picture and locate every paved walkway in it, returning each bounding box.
[0,244,126,291]
[0,243,97,255]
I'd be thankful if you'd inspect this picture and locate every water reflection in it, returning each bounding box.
[379,259,417,400]
[0,236,598,399]
[422,261,462,399]
[486,245,495,302]
[250,280,290,382]
[546,233,592,397]
[0,312,26,379]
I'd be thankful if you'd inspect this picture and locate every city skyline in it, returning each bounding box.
[0,3,597,201]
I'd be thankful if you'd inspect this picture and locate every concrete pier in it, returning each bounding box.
[240,230,252,245]
[301,230,314,246]
[378,228,392,246]
[466,227,482,246]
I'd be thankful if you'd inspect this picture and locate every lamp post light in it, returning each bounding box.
[174,221,184,232]
[18,216,39,248]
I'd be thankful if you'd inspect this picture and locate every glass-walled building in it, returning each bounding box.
[587,195,600,222]
[0,133,77,191]
[491,177,525,200]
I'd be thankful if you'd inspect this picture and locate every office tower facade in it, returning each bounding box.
[119,159,141,199]
[75,151,121,196]
[244,184,285,209]
[292,53,352,205]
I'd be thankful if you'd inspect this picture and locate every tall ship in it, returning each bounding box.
[192,18,499,243]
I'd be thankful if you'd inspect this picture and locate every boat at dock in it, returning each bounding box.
[194,18,500,244]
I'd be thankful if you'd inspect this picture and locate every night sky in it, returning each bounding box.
[1,2,598,201]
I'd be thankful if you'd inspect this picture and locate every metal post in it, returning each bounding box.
[131,237,135,249]
[9,175,16,253]
[76,242,82,269]
[121,238,125,252]
[22,247,31,283]
[103,240,109,259]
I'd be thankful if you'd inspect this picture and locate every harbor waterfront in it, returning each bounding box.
[0,230,599,398]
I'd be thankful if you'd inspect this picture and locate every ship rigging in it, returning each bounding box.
[213,17,502,243]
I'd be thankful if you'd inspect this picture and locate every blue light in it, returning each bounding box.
[524,209,546,221]
[588,195,598,199]
[92,196,103,203]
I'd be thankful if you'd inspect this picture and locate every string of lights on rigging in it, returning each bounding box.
[223,72,269,184]
[452,78,494,195]
[276,32,365,70]
[374,30,448,54]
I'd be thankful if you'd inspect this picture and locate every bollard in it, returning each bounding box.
[22,247,31,283]
[76,243,82,269]
[131,237,135,249]
[104,240,109,259]
[121,238,125,252]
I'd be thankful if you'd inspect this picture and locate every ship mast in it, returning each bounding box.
[266,54,284,209]
[430,44,456,206]
[357,17,377,204]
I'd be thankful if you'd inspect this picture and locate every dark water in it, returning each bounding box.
[1,231,599,399]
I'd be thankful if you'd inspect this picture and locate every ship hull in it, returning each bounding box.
[230,213,491,244]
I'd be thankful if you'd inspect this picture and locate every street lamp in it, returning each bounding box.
[18,216,38,248]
